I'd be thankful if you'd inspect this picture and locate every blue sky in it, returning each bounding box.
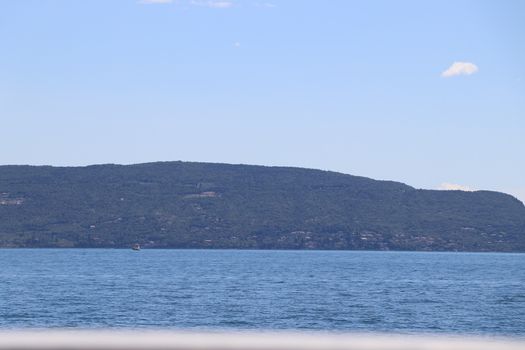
[1,0,524,201]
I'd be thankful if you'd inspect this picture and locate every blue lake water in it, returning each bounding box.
[0,249,524,335]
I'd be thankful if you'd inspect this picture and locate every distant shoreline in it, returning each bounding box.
[1,161,524,252]
[0,247,523,254]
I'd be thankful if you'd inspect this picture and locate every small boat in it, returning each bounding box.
[132,243,141,251]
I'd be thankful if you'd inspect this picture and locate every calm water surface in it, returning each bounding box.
[0,249,524,335]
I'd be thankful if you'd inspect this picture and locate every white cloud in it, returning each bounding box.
[209,1,233,8]
[191,0,233,8]
[506,187,525,204]
[233,41,241,47]
[438,183,475,192]
[436,184,525,203]
[441,62,478,78]
[138,0,173,4]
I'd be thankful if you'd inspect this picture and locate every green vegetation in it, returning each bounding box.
[1,161,524,251]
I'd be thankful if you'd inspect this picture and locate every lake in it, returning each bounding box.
[0,249,524,335]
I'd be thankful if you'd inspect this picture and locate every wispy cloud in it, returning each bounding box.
[438,183,475,192]
[190,0,234,8]
[138,0,173,4]
[441,62,479,78]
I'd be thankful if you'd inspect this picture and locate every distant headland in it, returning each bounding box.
[1,161,524,251]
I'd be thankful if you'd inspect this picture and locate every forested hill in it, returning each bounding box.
[0,161,524,251]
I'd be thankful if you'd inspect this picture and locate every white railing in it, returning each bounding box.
[0,331,524,350]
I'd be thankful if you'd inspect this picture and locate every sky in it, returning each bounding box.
[0,0,524,202]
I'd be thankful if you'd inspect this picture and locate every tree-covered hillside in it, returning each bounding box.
[1,162,524,251]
